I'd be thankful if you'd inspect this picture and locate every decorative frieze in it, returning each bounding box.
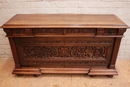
[22,46,108,59]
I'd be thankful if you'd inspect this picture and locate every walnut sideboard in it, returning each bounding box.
[1,14,129,77]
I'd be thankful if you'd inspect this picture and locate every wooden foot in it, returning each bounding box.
[89,75,96,78]
[106,75,113,78]
[34,74,40,77]
[17,74,24,77]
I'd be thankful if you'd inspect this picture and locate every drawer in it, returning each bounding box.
[33,28,64,36]
[4,28,33,37]
[64,28,96,36]
[33,28,96,37]
[97,28,119,36]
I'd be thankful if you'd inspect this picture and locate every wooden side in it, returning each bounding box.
[8,38,21,67]
[109,38,122,69]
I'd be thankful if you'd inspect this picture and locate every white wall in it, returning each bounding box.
[0,0,130,59]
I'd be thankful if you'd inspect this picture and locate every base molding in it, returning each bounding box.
[12,68,41,75]
[88,68,118,76]
[12,67,118,77]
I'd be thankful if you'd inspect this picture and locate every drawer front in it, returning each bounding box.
[4,28,126,37]
[4,28,33,37]
[33,29,64,36]
[64,28,96,36]
[33,28,96,37]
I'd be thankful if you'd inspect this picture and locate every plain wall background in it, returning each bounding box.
[0,0,130,59]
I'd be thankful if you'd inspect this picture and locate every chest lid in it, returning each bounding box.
[1,14,129,28]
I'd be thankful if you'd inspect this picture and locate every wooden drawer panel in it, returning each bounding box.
[33,28,64,36]
[33,28,96,37]
[4,28,126,37]
[4,28,33,37]
[64,28,96,36]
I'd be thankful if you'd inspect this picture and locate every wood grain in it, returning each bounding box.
[2,14,129,28]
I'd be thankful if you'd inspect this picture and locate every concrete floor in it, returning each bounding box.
[0,58,130,87]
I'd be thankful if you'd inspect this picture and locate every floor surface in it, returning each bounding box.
[0,58,130,87]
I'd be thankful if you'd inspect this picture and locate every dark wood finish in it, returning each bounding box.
[1,14,129,77]
[12,68,41,75]
[8,38,20,67]
[88,68,118,76]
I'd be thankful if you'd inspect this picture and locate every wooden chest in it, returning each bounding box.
[1,14,129,77]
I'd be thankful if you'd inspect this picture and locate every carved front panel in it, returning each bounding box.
[64,37,113,67]
[18,46,110,67]
[22,46,108,59]
[15,37,113,67]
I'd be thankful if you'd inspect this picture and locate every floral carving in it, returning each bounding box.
[65,29,96,34]
[4,29,33,36]
[4,29,12,36]
[33,29,64,35]
[104,29,118,35]
[22,46,108,59]
[12,29,26,35]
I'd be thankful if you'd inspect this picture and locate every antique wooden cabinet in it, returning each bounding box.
[1,14,129,77]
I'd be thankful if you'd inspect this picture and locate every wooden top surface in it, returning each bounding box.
[2,14,129,28]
